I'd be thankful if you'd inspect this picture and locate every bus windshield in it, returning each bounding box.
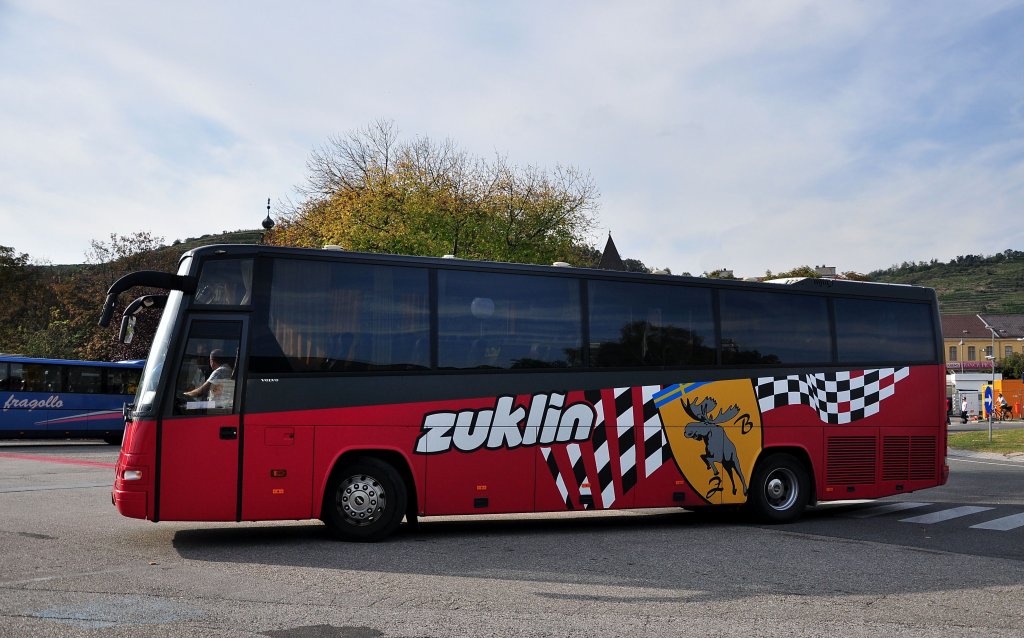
[134,290,183,416]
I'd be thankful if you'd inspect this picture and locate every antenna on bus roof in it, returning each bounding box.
[324,245,345,251]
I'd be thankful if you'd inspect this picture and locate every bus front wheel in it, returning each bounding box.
[323,457,407,542]
[747,453,809,524]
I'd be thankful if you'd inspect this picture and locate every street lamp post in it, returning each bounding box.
[1017,337,1024,420]
[983,326,997,442]
[977,315,1001,442]
[960,330,968,374]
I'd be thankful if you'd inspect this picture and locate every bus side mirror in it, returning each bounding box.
[117,294,168,343]
[119,315,137,344]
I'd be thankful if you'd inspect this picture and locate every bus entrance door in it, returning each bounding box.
[158,319,244,522]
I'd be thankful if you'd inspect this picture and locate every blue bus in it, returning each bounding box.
[0,355,144,444]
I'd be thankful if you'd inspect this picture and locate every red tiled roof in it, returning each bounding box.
[980,315,1024,339]
[940,314,987,339]
[941,314,1024,339]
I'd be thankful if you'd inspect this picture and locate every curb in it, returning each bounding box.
[947,448,1024,464]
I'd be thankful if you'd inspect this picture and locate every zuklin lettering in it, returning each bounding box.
[415,394,596,454]
[3,394,65,412]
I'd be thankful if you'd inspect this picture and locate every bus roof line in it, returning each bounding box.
[175,244,934,300]
[98,271,197,328]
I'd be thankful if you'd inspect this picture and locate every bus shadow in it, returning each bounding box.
[170,506,1024,599]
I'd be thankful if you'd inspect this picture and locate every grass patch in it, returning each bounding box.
[948,428,1024,454]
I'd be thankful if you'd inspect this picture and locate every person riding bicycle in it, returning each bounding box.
[998,393,1012,420]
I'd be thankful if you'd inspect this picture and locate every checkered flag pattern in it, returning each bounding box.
[641,385,672,478]
[754,367,910,424]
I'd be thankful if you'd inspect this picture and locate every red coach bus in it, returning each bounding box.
[99,245,947,541]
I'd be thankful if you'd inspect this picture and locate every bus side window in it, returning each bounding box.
[21,363,64,392]
[172,321,242,417]
[68,366,103,394]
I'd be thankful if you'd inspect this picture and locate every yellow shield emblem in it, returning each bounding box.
[654,379,763,505]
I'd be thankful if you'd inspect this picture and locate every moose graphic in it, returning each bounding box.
[681,396,749,499]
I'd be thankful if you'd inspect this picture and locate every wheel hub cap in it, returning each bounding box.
[338,475,385,525]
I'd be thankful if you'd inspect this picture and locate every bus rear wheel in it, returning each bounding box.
[323,457,407,542]
[747,453,809,524]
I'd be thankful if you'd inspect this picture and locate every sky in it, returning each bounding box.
[1,0,1022,277]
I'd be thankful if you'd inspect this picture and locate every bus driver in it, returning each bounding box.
[183,349,234,406]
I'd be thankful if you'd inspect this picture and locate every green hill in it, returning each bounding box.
[161,229,265,256]
[867,250,1024,315]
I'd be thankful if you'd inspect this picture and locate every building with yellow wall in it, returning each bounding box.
[941,314,1024,374]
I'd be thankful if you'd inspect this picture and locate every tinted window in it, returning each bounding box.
[194,258,254,305]
[834,299,935,363]
[252,259,429,373]
[67,366,103,394]
[18,363,64,392]
[438,271,581,369]
[6,363,25,391]
[720,290,831,365]
[106,367,141,395]
[173,321,241,416]
[589,280,715,367]
[0,363,9,390]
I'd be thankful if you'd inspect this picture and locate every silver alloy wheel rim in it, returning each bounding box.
[338,474,386,526]
[764,467,798,511]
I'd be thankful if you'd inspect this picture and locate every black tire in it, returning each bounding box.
[103,434,123,446]
[747,453,809,524]
[322,457,407,542]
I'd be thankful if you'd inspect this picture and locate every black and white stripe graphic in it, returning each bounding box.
[641,385,671,478]
[541,447,572,510]
[566,444,591,509]
[614,387,638,495]
[585,389,615,508]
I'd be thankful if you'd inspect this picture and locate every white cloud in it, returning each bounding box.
[1,0,1021,276]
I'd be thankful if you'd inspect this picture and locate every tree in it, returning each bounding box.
[75,232,171,361]
[1001,352,1024,381]
[764,265,819,279]
[268,121,600,265]
[0,246,56,356]
[622,258,648,273]
[16,232,173,362]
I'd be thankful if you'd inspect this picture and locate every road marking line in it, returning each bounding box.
[0,452,114,469]
[848,502,930,518]
[970,512,1024,531]
[947,457,1024,468]
[0,482,111,493]
[900,506,994,524]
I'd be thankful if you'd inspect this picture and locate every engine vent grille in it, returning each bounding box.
[883,436,937,481]
[826,436,877,485]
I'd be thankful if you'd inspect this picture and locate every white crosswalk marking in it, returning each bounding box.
[900,506,994,524]
[970,512,1024,531]
[848,502,930,518]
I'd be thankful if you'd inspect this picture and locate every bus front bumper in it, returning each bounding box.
[112,487,148,519]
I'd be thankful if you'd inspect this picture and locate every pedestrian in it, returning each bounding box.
[961,395,969,424]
